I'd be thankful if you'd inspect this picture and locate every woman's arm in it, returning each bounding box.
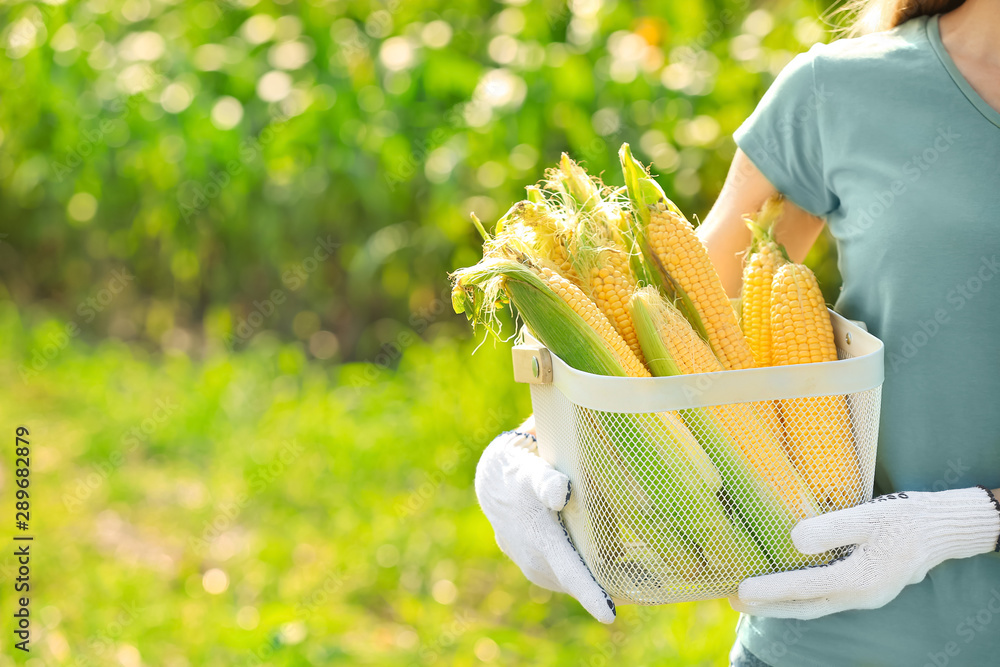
[697,149,827,297]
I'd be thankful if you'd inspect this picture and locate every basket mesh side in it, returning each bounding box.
[533,379,883,604]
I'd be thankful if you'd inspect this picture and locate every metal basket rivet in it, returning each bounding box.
[532,356,540,378]
[845,332,852,345]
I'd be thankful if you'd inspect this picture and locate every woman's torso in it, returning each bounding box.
[733,14,1000,666]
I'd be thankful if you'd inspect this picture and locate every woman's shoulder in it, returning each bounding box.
[803,16,934,73]
[771,15,938,103]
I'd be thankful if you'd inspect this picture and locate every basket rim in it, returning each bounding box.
[521,309,884,412]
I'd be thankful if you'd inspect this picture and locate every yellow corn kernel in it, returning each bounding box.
[629,285,820,567]
[589,249,645,365]
[770,264,838,366]
[630,286,723,376]
[742,242,783,367]
[770,262,862,509]
[647,204,755,371]
[538,265,650,378]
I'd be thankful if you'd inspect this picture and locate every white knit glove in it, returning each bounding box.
[732,487,1000,620]
[475,427,616,623]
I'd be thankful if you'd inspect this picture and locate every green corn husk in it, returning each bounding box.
[631,290,822,568]
[744,194,791,260]
[679,408,821,569]
[549,153,602,212]
[591,410,769,580]
[452,255,765,581]
[452,257,627,377]
[581,414,706,584]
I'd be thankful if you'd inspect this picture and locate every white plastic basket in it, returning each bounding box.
[514,310,884,605]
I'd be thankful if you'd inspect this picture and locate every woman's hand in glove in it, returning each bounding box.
[732,486,1000,620]
[475,424,616,623]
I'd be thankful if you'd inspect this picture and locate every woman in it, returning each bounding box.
[474,0,1000,664]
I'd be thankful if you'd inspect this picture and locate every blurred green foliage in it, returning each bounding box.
[1,303,741,664]
[0,0,840,363]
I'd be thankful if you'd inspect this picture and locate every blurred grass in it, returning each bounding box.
[0,303,739,665]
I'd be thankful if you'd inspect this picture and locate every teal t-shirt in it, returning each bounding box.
[732,14,1000,667]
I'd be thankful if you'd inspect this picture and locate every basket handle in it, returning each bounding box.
[512,344,553,384]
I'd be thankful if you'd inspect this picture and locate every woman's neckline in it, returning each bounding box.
[926,14,1000,130]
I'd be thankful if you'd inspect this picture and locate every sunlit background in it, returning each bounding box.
[1,0,840,663]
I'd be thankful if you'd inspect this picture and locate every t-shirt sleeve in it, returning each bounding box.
[733,45,839,217]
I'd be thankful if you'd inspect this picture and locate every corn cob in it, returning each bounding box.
[771,262,863,509]
[630,287,822,568]
[770,264,838,366]
[646,205,754,370]
[587,248,645,365]
[527,264,649,378]
[594,409,769,579]
[452,255,756,580]
[739,197,789,442]
[741,196,789,368]
[452,257,648,378]
[552,153,633,240]
[582,413,707,583]
[548,154,602,216]
[742,251,776,367]
[540,154,650,365]
[619,144,755,371]
[487,201,580,285]
[568,210,645,366]
[629,286,722,376]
